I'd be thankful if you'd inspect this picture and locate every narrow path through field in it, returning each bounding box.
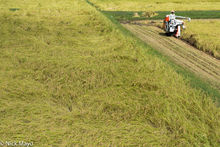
[122,23,220,90]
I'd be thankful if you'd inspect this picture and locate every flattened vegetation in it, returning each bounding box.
[0,0,220,146]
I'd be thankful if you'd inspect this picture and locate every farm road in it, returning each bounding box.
[122,23,220,90]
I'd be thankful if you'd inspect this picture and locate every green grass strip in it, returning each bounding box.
[103,10,220,21]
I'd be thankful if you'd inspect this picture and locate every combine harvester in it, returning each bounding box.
[163,10,191,37]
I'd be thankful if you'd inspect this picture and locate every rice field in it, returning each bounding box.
[181,20,220,58]
[0,0,219,146]
[90,0,220,11]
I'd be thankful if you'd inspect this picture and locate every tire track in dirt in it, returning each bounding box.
[147,27,220,70]
[142,27,220,78]
[122,23,220,90]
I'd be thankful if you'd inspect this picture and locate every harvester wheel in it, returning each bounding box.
[166,32,172,36]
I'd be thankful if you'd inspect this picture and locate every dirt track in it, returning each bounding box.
[122,23,220,90]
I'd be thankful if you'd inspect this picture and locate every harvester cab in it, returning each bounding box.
[163,11,191,37]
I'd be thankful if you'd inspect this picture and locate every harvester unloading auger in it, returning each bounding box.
[163,10,191,37]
